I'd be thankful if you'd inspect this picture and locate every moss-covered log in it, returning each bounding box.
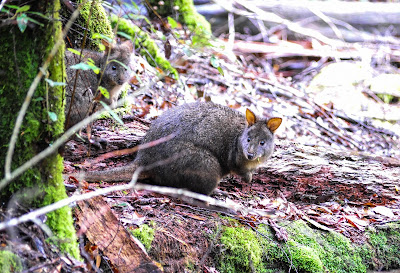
[0,0,79,258]
[148,0,211,36]
[110,15,179,78]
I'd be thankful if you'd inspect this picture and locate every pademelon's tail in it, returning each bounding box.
[63,163,148,182]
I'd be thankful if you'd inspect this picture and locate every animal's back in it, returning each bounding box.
[135,102,245,170]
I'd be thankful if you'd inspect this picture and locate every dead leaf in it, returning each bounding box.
[370,206,395,218]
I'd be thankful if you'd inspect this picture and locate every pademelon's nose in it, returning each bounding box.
[247,153,255,160]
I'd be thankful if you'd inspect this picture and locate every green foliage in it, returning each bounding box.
[210,55,224,76]
[377,93,395,104]
[70,59,100,74]
[98,86,110,99]
[99,101,124,125]
[3,4,45,32]
[167,16,179,29]
[131,224,155,252]
[0,251,23,273]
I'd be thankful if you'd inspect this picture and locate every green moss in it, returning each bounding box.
[367,222,400,270]
[42,153,80,259]
[218,226,265,273]
[131,224,155,252]
[41,1,80,259]
[0,15,45,197]
[149,0,211,42]
[259,223,324,273]
[0,251,23,273]
[215,220,373,273]
[174,0,212,46]
[80,0,114,48]
[46,8,65,136]
[287,240,324,272]
[282,220,366,273]
[110,15,179,79]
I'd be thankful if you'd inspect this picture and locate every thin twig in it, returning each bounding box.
[0,166,251,231]
[0,0,8,11]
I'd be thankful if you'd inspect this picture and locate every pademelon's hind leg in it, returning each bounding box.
[148,144,223,195]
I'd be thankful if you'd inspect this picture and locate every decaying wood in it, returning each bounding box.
[67,122,399,205]
[76,195,162,273]
[261,141,400,204]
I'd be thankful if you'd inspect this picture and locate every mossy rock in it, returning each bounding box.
[215,220,400,273]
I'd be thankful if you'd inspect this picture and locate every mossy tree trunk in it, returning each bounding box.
[148,0,211,37]
[0,1,79,258]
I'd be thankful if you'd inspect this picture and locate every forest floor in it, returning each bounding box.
[2,2,400,273]
[62,12,400,272]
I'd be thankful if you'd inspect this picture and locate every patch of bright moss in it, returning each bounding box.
[218,226,265,273]
[282,220,366,273]
[286,240,324,272]
[367,222,400,270]
[216,220,372,273]
[42,153,80,259]
[0,250,23,273]
[131,224,155,252]
[148,0,211,44]
[174,0,212,47]
[80,0,114,49]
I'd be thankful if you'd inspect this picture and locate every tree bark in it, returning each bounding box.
[261,141,400,204]
[0,1,79,258]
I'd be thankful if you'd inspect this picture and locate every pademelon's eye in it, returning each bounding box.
[260,140,265,146]
[247,137,251,142]
[112,65,117,70]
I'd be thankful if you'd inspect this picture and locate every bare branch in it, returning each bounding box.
[0,166,251,231]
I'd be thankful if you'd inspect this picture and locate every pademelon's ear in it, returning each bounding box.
[101,39,113,51]
[246,109,257,126]
[267,117,282,133]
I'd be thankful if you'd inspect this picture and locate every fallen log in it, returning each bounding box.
[76,195,162,273]
[200,0,400,43]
